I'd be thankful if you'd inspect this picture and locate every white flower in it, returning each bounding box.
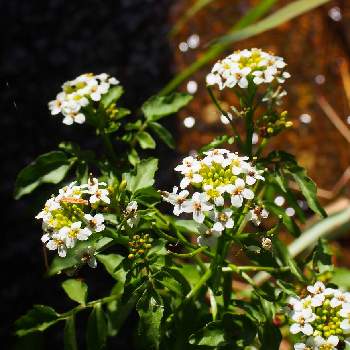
[294,338,315,350]
[210,209,234,232]
[206,48,290,90]
[36,198,61,222]
[125,200,140,228]
[228,153,250,175]
[244,165,265,185]
[197,224,221,247]
[340,304,350,332]
[174,156,201,174]
[246,206,269,226]
[314,335,339,350]
[225,178,254,208]
[289,296,313,313]
[89,188,110,205]
[45,231,68,257]
[182,192,213,223]
[162,187,189,216]
[86,177,107,193]
[49,73,120,125]
[330,290,350,308]
[307,281,327,295]
[84,214,105,232]
[126,200,138,213]
[290,309,316,335]
[60,221,92,249]
[202,149,230,166]
[179,170,203,189]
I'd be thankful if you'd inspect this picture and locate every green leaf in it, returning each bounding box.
[173,219,201,234]
[189,314,257,347]
[96,254,124,279]
[64,315,78,350]
[100,86,124,109]
[124,158,158,193]
[199,135,234,154]
[142,93,193,121]
[287,165,327,218]
[128,148,140,166]
[136,131,156,149]
[62,279,88,305]
[330,268,350,289]
[87,304,107,350]
[149,121,175,149]
[313,239,333,274]
[133,186,161,205]
[217,0,330,45]
[136,290,164,350]
[259,322,282,350]
[15,151,74,199]
[264,201,301,237]
[273,238,305,282]
[15,305,61,337]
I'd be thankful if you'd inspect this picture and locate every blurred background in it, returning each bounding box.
[2,0,350,348]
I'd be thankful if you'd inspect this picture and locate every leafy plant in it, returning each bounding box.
[14,49,344,350]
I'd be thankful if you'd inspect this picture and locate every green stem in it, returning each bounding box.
[168,247,206,258]
[207,86,244,151]
[185,268,212,301]
[226,264,290,273]
[100,128,119,166]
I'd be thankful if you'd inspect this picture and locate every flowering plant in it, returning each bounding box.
[14,49,342,350]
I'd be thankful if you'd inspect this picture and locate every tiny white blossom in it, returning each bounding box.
[162,187,189,216]
[89,188,110,205]
[174,156,201,174]
[179,170,203,189]
[290,309,316,335]
[84,213,105,232]
[246,206,269,226]
[210,209,234,232]
[182,192,213,223]
[226,178,254,208]
[314,335,339,350]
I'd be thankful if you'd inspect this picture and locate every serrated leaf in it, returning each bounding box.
[142,93,193,121]
[124,158,158,193]
[136,131,156,149]
[100,86,124,109]
[15,305,60,337]
[62,279,88,305]
[136,290,164,350]
[64,315,78,350]
[15,151,74,199]
[87,304,107,350]
[264,201,301,237]
[149,121,175,149]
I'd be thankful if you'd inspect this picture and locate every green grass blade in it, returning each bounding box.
[170,0,216,37]
[216,0,330,45]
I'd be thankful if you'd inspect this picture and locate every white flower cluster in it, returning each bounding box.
[288,281,350,350]
[36,177,110,258]
[206,48,290,90]
[162,149,267,247]
[48,73,119,125]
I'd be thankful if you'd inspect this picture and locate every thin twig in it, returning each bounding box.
[317,95,350,144]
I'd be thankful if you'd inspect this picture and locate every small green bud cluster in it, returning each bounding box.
[257,110,293,138]
[128,234,153,260]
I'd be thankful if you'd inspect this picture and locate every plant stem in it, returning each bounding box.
[168,247,206,258]
[207,86,244,151]
[100,128,119,166]
[185,268,212,301]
